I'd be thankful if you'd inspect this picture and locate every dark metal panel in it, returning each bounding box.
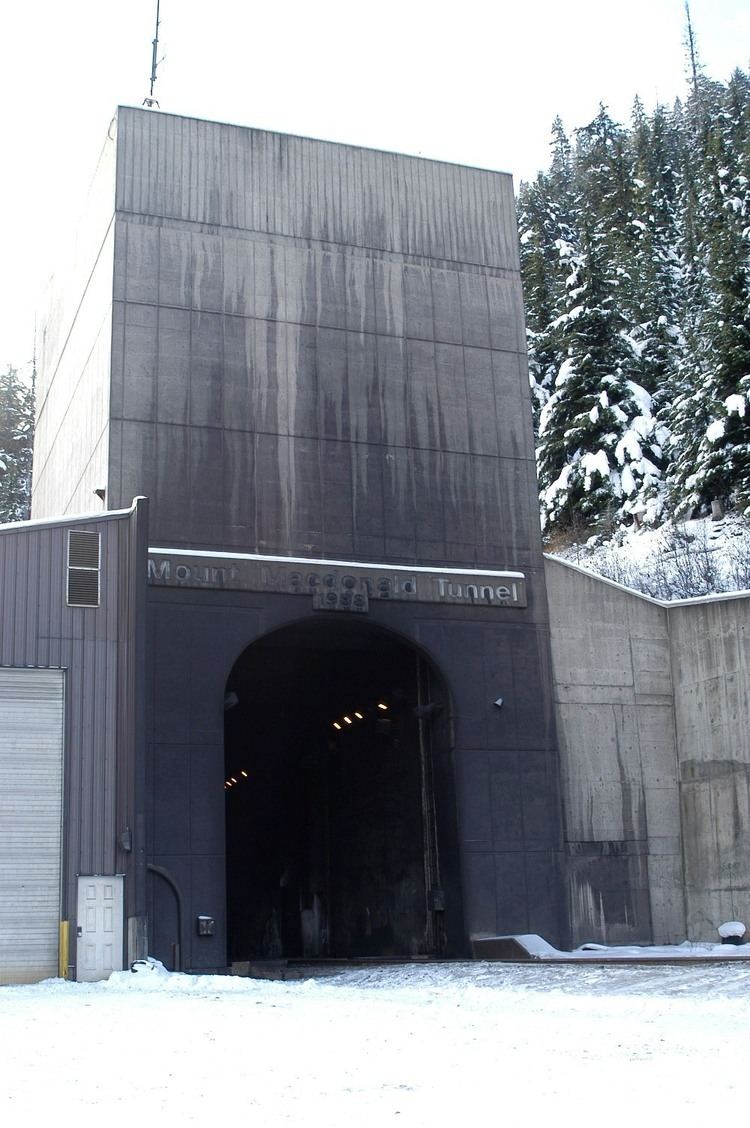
[190,744,225,855]
[375,335,408,449]
[189,312,224,428]
[493,851,530,934]
[254,434,291,554]
[110,299,126,420]
[118,421,157,522]
[189,428,225,548]
[442,451,478,563]
[464,348,499,459]
[488,275,526,353]
[404,264,434,341]
[219,124,239,231]
[412,448,446,562]
[351,444,386,560]
[0,534,16,664]
[432,267,462,346]
[191,231,224,313]
[435,343,470,454]
[13,534,29,658]
[190,854,226,970]
[460,850,497,936]
[493,351,534,462]
[344,330,379,445]
[344,254,377,335]
[381,445,417,563]
[455,749,493,851]
[289,437,323,553]
[153,743,191,854]
[373,258,405,339]
[471,454,512,567]
[112,218,127,306]
[487,750,525,850]
[290,245,320,328]
[125,221,159,305]
[222,233,254,318]
[405,339,438,451]
[287,322,318,439]
[253,319,288,435]
[459,271,491,349]
[157,307,191,425]
[316,327,348,441]
[222,430,257,548]
[316,251,347,331]
[321,440,355,559]
[158,226,192,309]
[123,303,157,420]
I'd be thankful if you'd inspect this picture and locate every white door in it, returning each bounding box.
[76,875,124,981]
[0,668,64,985]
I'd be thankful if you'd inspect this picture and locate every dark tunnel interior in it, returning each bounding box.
[224,619,458,963]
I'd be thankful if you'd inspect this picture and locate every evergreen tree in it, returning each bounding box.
[0,365,35,522]
[518,118,576,430]
[667,70,750,513]
[534,106,666,533]
[518,62,750,535]
[626,100,683,403]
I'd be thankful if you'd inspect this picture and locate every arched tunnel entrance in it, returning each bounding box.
[224,618,461,963]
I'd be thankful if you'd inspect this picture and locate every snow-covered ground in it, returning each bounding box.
[550,512,750,600]
[4,960,750,1126]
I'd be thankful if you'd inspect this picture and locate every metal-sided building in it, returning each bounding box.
[0,500,146,981]
[0,106,565,980]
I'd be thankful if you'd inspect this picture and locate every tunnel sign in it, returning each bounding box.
[147,550,527,609]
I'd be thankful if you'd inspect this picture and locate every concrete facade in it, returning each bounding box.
[30,108,568,969]
[546,555,750,946]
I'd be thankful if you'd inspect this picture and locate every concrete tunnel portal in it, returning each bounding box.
[224,619,463,964]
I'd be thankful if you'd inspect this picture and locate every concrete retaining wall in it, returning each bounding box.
[546,556,750,946]
[669,597,750,937]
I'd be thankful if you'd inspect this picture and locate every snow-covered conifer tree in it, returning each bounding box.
[535,107,665,533]
[667,70,750,514]
[0,365,35,522]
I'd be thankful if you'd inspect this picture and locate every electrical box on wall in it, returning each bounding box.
[196,915,215,937]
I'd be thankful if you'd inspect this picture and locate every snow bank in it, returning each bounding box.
[549,513,750,601]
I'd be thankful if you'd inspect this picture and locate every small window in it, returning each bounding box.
[67,530,101,607]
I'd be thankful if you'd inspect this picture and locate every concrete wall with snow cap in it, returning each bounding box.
[544,556,685,946]
[547,555,750,946]
[668,594,750,937]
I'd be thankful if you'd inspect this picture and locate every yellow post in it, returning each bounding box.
[58,921,69,979]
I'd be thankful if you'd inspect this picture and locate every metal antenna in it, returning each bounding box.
[684,1,700,99]
[143,0,162,108]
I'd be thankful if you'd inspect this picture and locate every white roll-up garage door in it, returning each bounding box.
[0,668,65,984]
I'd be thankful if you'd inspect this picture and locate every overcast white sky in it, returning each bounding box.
[1,0,748,370]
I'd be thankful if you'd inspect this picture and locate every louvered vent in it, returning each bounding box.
[67,530,101,607]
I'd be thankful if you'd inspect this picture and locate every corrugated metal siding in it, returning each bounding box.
[115,107,519,272]
[0,501,146,968]
[0,668,64,984]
